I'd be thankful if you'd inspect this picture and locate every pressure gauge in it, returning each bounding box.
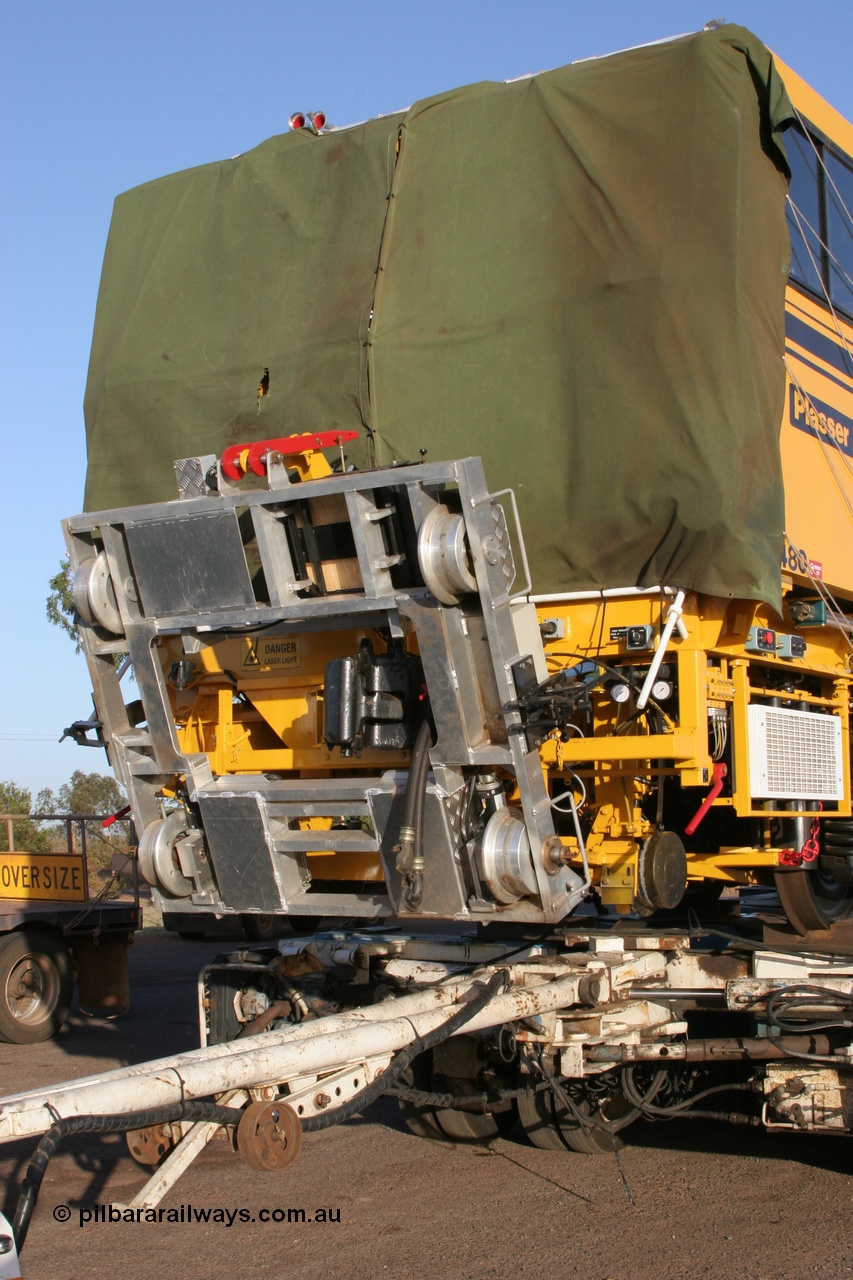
[651,679,673,701]
[611,682,631,704]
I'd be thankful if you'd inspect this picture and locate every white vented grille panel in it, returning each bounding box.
[747,705,844,801]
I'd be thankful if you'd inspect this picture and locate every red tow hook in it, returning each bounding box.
[685,763,727,836]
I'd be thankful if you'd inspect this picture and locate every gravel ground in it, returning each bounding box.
[0,924,851,1280]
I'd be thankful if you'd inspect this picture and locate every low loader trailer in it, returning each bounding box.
[3,915,853,1272]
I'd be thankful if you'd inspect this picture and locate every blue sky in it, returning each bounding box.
[2,0,853,802]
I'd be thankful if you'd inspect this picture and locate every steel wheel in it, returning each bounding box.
[0,930,73,1044]
[775,867,853,935]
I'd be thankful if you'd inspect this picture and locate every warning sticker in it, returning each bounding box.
[243,636,302,672]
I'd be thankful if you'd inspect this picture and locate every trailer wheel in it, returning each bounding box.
[518,1088,573,1151]
[432,1085,517,1142]
[0,930,73,1044]
[519,1078,637,1155]
[397,1044,517,1143]
[240,913,286,942]
[241,914,322,942]
[396,1059,448,1141]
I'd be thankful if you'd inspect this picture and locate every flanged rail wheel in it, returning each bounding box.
[774,867,853,935]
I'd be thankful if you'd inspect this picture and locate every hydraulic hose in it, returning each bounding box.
[13,1100,243,1254]
[301,968,509,1132]
[621,1066,756,1119]
[388,1081,550,1111]
[397,719,433,909]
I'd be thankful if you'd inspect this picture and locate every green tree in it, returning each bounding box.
[38,770,126,818]
[37,771,130,885]
[46,557,80,651]
[0,781,50,853]
[46,556,127,670]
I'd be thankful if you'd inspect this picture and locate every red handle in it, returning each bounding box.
[102,804,131,829]
[684,763,727,836]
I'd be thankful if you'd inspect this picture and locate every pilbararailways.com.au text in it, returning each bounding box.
[57,1204,341,1227]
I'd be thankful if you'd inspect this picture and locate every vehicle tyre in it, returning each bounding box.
[241,913,286,943]
[0,929,73,1044]
[396,1058,449,1141]
[518,1088,572,1151]
[162,912,207,939]
[432,1086,517,1142]
[519,1077,637,1155]
[288,916,322,937]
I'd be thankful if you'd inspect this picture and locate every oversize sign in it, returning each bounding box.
[0,854,87,902]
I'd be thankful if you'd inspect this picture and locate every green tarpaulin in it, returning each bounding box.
[83,25,794,607]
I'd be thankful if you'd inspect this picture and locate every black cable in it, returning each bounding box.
[699,981,853,1066]
[764,983,853,1064]
[13,1100,244,1253]
[766,984,853,1032]
[534,1051,666,1134]
[300,969,508,1132]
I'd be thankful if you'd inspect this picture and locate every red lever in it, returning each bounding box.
[685,763,727,836]
[102,804,131,829]
[221,430,359,481]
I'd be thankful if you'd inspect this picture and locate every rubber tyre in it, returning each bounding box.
[0,930,73,1044]
[288,917,322,937]
[162,912,206,939]
[519,1084,635,1155]
[558,1107,624,1155]
[518,1088,572,1151]
[398,1101,448,1142]
[433,1092,517,1142]
[397,1061,449,1142]
[241,913,286,943]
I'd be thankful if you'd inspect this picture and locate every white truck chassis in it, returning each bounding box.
[2,918,853,1269]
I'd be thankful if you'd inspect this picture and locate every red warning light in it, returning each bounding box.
[310,111,327,131]
[289,112,306,130]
